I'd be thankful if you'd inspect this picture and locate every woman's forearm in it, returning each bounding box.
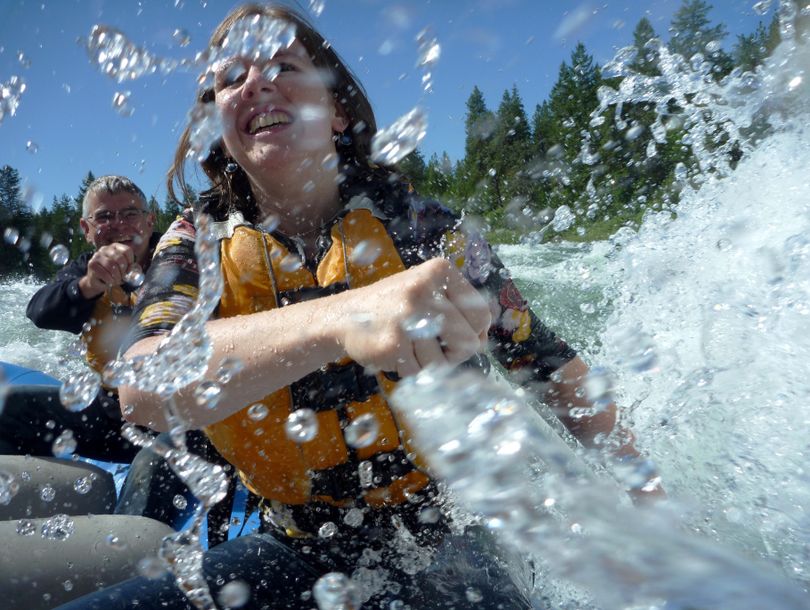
[119,296,346,431]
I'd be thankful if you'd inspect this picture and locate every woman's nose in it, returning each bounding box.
[241,63,276,100]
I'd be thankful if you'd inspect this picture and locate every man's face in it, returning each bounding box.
[79,192,155,265]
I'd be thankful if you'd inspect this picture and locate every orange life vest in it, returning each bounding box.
[205,208,431,508]
[82,286,135,382]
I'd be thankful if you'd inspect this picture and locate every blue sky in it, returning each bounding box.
[1,0,772,209]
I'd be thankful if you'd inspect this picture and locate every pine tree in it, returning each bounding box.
[71,171,96,258]
[74,171,96,217]
[489,85,533,214]
[669,0,733,79]
[630,17,661,76]
[397,149,427,190]
[734,22,770,72]
[0,165,31,274]
[424,153,452,198]
[765,13,781,55]
[459,86,496,209]
[0,165,26,221]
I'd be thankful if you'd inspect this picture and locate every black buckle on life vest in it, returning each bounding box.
[291,361,379,413]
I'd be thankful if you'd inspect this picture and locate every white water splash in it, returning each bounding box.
[370,106,427,165]
[391,367,808,609]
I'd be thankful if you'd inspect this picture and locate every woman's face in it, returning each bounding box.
[213,39,347,179]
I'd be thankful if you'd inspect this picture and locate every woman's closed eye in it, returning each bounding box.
[215,60,248,90]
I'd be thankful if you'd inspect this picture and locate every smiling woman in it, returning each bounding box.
[54,4,659,610]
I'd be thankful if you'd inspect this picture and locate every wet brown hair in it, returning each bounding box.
[167,2,379,221]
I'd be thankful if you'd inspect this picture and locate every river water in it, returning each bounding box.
[4,4,810,609]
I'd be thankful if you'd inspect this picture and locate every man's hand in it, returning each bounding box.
[78,243,136,299]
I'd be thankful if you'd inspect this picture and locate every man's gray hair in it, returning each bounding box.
[82,175,148,218]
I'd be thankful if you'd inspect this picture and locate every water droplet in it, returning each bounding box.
[280,254,303,273]
[318,521,337,538]
[52,429,77,458]
[194,381,222,409]
[321,152,338,170]
[615,456,661,491]
[25,140,38,153]
[63,580,74,592]
[465,587,483,603]
[753,0,773,16]
[0,75,26,126]
[112,91,134,117]
[41,514,74,540]
[344,413,380,449]
[342,507,364,527]
[40,484,56,502]
[216,356,243,384]
[16,519,35,536]
[402,314,444,340]
[285,408,318,442]
[0,471,20,505]
[73,476,93,495]
[416,28,441,69]
[584,366,614,409]
[259,214,280,233]
[137,556,167,579]
[551,205,575,232]
[48,244,69,266]
[625,124,645,141]
[186,102,224,162]
[349,240,380,266]
[218,580,251,608]
[173,494,188,510]
[106,534,128,550]
[59,368,101,412]
[85,25,158,82]
[358,461,373,488]
[173,28,191,47]
[308,0,325,18]
[313,572,360,610]
[39,232,53,248]
[418,506,439,524]
[17,50,31,68]
[370,106,427,166]
[124,264,145,287]
[247,403,269,422]
[3,227,20,245]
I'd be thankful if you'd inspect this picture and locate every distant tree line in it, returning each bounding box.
[0,1,791,278]
[397,0,785,242]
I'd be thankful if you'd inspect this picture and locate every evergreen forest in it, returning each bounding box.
[0,2,787,277]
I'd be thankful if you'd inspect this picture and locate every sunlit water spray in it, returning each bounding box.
[392,2,810,608]
[3,2,810,608]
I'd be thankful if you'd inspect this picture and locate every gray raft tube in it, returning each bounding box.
[0,455,173,609]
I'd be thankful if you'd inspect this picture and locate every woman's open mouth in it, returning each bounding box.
[247,110,292,135]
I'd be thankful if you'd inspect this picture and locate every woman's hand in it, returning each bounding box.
[338,258,491,378]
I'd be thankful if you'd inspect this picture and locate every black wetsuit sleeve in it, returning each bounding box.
[25,253,99,334]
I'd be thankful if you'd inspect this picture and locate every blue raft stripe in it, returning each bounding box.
[0,360,258,543]
[1,361,61,387]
